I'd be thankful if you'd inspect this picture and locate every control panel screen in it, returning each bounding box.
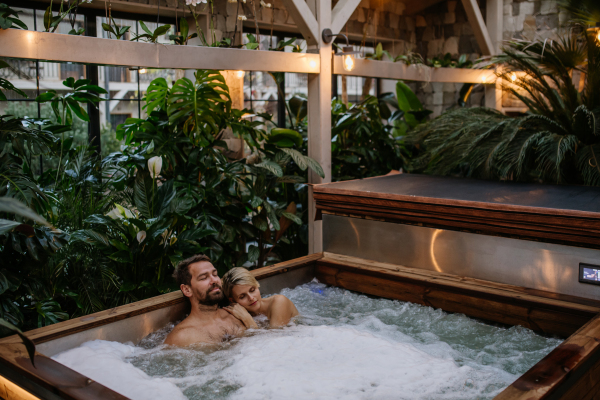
[579,263,600,285]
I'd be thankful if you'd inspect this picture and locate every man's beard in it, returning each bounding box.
[198,283,224,306]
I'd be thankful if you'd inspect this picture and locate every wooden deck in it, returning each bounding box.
[314,174,600,248]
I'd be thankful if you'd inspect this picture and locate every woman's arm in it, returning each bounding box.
[224,304,258,329]
[268,295,299,328]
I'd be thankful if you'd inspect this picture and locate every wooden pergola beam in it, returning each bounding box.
[330,0,362,34]
[0,29,321,73]
[333,57,496,83]
[279,0,320,46]
[461,0,495,56]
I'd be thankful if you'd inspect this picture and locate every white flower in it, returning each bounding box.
[136,231,147,244]
[186,0,207,5]
[106,204,135,220]
[106,207,121,219]
[260,0,272,7]
[148,156,163,179]
[238,15,247,20]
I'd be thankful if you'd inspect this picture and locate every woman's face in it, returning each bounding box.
[230,285,261,313]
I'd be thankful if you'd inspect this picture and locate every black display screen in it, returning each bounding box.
[579,263,600,285]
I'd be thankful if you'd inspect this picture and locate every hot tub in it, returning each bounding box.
[0,252,599,400]
[3,174,600,399]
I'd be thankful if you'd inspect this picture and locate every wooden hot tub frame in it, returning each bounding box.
[0,252,599,400]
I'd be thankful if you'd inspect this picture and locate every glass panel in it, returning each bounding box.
[34,8,85,34]
[284,73,308,99]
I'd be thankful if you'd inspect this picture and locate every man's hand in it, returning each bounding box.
[224,304,258,329]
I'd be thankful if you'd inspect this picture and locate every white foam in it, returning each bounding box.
[220,325,514,400]
[52,341,187,400]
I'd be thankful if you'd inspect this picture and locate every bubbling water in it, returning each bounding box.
[53,281,562,400]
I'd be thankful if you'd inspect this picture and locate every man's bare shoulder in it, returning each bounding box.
[164,318,207,347]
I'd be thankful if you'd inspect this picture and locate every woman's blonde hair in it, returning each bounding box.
[221,267,260,298]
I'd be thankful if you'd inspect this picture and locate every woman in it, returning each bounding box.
[222,267,298,328]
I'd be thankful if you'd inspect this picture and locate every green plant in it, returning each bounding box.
[331,95,408,181]
[386,81,432,136]
[36,77,107,181]
[0,3,27,30]
[365,43,391,61]
[169,18,197,45]
[102,17,131,40]
[0,61,26,101]
[407,32,600,185]
[428,53,473,68]
[245,34,260,50]
[560,0,600,26]
[43,0,84,33]
[393,52,424,66]
[131,21,171,43]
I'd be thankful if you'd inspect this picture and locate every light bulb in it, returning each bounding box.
[139,68,147,74]
[597,30,600,42]
[309,60,317,69]
[342,54,355,72]
[511,73,517,82]
[481,75,487,84]
[236,70,245,78]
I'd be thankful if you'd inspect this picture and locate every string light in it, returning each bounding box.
[139,68,147,74]
[309,60,317,69]
[236,70,245,78]
[511,73,517,82]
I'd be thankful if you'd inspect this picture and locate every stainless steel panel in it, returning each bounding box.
[323,214,600,300]
[37,302,188,357]
[259,265,316,295]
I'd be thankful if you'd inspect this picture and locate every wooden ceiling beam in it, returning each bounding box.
[330,0,362,34]
[0,29,321,73]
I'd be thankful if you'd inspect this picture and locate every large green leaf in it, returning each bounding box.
[255,161,283,177]
[396,81,424,127]
[0,197,50,226]
[134,171,154,218]
[145,78,169,114]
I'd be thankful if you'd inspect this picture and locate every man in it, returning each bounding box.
[164,254,255,346]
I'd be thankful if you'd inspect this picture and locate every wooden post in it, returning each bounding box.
[221,70,246,158]
[307,0,332,254]
[485,0,503,110]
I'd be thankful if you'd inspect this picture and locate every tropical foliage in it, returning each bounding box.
[0,69,323,332]
[407,30,600,185]
[331,81,429,181]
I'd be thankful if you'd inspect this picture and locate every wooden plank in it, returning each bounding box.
[251,252,323,280]
[312,174,600,248]
[333,56,496,83]
[330,0,362,34]
[461,0,494,55]
[0,29,321,74]
[0,373,41,400]
[495,314,600,400]
[314,192,600,231]
[279,0,320,45]
[317,253,600,337]
[0,343,128,400]
[322,253,600,308]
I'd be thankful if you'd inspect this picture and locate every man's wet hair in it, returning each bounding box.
[173,254,212,287]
